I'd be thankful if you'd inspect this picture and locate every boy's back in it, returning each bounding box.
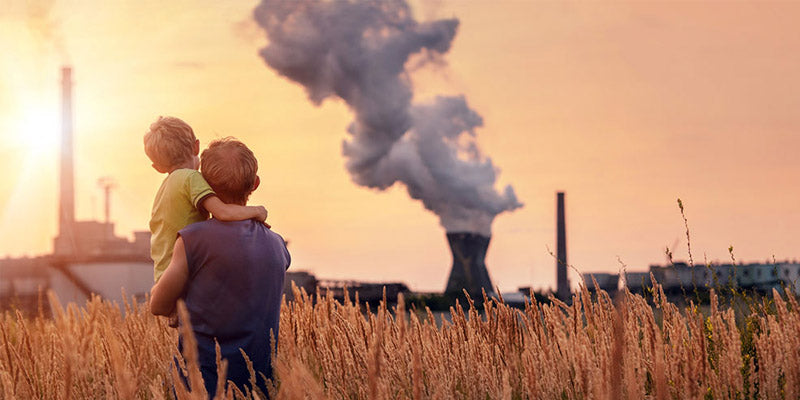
[150,168,214,281]
[178,218,291,395]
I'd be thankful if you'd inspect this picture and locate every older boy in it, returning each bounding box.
[144,116,268,282]
[150,138,290,397]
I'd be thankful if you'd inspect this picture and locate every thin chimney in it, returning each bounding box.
[556,191,570,300]
[58,66,75,253]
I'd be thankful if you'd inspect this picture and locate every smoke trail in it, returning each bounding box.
[26,0,69,61]
[254,0,521,235]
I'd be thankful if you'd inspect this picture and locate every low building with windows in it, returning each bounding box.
[623,261,800,296]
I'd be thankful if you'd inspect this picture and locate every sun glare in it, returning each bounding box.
[15,105,60,155]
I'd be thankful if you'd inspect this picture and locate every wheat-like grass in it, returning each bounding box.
[0,282,798,399]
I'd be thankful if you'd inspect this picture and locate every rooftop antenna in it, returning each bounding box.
[97,176,116,224]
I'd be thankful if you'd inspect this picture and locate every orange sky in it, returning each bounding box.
[1,0,799,292]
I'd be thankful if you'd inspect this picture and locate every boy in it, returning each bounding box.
[144,116,268,283]
[150,137,289,396]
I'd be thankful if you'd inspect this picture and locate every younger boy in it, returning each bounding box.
[144,116,268,282]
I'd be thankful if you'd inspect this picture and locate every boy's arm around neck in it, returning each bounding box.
[201,195,268,225]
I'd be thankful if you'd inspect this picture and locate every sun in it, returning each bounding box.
[14,104,61,155]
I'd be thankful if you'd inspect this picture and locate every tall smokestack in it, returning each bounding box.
[445,232,493,297]
[56,66,75,254]
[556,192,569,300]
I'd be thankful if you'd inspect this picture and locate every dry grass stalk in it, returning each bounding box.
[0,283,799,399]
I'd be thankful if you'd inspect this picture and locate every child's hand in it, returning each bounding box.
[254,206,271,228]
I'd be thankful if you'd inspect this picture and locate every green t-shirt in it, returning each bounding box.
[150,168,215,281]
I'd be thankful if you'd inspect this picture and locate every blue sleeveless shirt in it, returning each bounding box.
[178,218,290,396]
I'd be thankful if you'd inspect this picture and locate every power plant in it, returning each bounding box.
[7,67,794,314]
[444,232,494,297]
[442,192,571,300]
[0,66,152,312]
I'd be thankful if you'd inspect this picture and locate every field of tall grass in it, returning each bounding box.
[1,282,799,399]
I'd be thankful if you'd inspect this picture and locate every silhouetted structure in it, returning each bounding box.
[98,177,116,224]
[283,271,318,301]
[54,67,75,255]
[444,232,494,297]
[1,66,152,313]
[582,273,619,296]
[318,279,409,305]
[556,192,570,300]
[630,261,800,296]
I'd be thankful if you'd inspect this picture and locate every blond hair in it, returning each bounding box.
[143,116,197,170]
[201,137,258,204]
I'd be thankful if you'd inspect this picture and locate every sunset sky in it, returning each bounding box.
[1,0,799,293]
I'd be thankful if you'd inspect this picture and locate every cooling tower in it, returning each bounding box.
[444,232,494,297]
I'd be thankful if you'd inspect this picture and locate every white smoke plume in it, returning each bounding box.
[253,0,522,235]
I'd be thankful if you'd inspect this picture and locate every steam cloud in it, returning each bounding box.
[254,0,522,235]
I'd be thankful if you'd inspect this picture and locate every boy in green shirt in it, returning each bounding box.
[144,116,268,282]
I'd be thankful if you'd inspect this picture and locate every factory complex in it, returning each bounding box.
[2,67,798,314]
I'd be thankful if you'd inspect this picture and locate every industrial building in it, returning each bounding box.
[7,67,795,312]
[639,261,800,295]
[1,66,153,313]
[580,262,800,298]
[557,192,800,300]
[0,66,385,314]
[581,272,620,296]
